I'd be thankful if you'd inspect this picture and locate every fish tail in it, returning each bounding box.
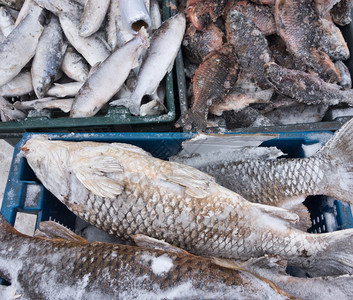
[318,118,353,204]
[304,228,353,277]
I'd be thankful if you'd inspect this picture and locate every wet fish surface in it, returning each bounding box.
[0,215,294,299]
[22,134,353,277]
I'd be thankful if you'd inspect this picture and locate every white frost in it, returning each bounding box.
[302,143,323,157]
[151,254,173,275]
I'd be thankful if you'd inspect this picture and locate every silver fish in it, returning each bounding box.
[105,0,119,50]
[46,82,84,98]
[0,5,14,36]
[22,134,353,277]
[149,0,162,32]
[118,13,185,115]
[70,28,149,118]
[35,0,111,66]
[79,0,110,38]
[0,4,43,87]
[60,46,89,82]
[31,15,67,98]
[0,70,33,96]
[0,216,294,299]
[14,0,34,27]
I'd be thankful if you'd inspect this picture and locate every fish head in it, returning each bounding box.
[22,135,71,202]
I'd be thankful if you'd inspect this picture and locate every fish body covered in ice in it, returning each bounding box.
[22,135,353,277]
[0,4,43,87]
[199,117,353,207]
[176,45,239,131]
[0,216,294,299]
[275,0,340,83]
[70,28,149,118]
[118,13,186,116]
[264,62,353,105]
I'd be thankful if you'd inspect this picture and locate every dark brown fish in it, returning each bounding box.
[275,0,340,83]
[186,0,227,30]
[0,215,295,299]
[264,62,353,105]
[319,15,350,61]
[182,22,224,64]
[225,0,276,36]
[331,0,353,26]
[176,45,239,131]
[225,8,272,89]
[250,0,276,5]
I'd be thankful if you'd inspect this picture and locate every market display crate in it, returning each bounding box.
[0,0,181,139]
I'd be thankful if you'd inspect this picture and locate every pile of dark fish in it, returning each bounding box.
[177,0,353,131]
[0,0,185,122]
[2,118,353,298]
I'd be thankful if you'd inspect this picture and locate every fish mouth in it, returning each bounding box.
[21,145,29,152]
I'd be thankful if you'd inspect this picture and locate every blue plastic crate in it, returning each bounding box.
[2,131,353,284]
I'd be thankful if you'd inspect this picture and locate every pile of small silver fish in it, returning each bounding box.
[0,0,185,122]
[2,117,352,298]
[177,0,353,131]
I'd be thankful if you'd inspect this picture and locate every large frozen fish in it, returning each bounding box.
[31,15,67,98]
[70,28,149,118]
[117,13,185,116]
[105,0,119,50]
[22,134,353,277]
[0,4,43,87]
[0,215,293,299]
[14,0,35,27]
[79,0,110,37]
[198,117,353,221]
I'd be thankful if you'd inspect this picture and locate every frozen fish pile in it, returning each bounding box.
[178,0,353,131]
[0,0,185,122]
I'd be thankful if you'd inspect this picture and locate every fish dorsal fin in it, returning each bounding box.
[164,162,215,198]
[110,143,152,157]
[133,234,190,255]
[71,152,124,199]
[253,203,299,224]
[34,221,87,243]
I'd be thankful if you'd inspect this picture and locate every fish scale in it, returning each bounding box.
[202,154,327,207]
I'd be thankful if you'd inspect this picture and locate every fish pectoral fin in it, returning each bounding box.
[241,255,288,276]
[253,203,299,224]
[211,257,245,271]
[34,220,87,243]
[133,234,191,255]
[72,155,124,198]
